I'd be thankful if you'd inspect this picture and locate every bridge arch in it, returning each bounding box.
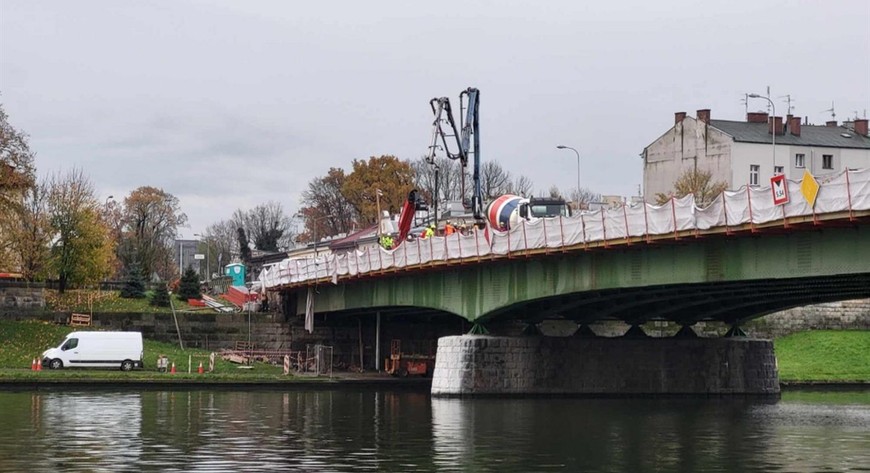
[285,225,869,326]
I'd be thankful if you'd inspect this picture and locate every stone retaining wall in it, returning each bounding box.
[747,299,870,338]
[1,311,291,350]
[0,286,45,309]
[431,335,780,396]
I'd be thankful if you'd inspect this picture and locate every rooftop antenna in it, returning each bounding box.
[821,102,836,121]
[778,94,795,115]
[740,93,749,116]
[765,86,771,114]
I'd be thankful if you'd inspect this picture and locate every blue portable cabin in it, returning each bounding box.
[225,263,246,287]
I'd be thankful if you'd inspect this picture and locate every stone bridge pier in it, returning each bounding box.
[431,335,779,396]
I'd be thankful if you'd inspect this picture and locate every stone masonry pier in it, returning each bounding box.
[431,335,780,396]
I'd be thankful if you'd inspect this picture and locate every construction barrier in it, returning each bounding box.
[283,355,290,375]
[259,168,870,288]
[208,352,215,372]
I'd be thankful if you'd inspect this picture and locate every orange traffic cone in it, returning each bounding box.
[31,358,37,371]
[197,362,204,374]
[170,362,176,374]
[36,359,42,371]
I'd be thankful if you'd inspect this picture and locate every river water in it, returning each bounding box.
[0,387,867,472]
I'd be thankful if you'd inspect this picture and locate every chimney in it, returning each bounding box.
[768,116,784,135]
[826,120,838,127]
[674,112,686,125]
[696,109,711,124]
[747,112,769,123]
[785,114,793,132]
[790,116,802,137]
[854,119,869,136]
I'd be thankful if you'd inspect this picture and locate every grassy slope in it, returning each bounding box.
[45,289,205,313]
[774,330,870,382]
[0,320,287,380]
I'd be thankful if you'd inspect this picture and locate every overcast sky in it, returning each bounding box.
[2,0,868,237]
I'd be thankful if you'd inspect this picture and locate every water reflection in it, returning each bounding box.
[0,389,866,472]
[430,396,869,472]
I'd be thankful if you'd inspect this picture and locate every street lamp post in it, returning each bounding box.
[177,233,184,275]
[194,233,210,283]
[748,93,777,176]
[375,189,384,237]
[556,145,581,200]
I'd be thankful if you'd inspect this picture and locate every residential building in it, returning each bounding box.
[642,108,870,202]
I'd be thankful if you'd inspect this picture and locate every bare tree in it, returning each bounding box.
[203,220,237,272]
[508,175,534,196]
[549,185,602,211]
[655,168,727,207]
[232,201,296,253]
[298,167,357,241]
[480,161,512,199]
[412,156,469,207]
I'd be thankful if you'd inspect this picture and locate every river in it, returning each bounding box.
[0,387,867,472]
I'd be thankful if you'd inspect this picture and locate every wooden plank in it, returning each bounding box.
[70,313,91,326]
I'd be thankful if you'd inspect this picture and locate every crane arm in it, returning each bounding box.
[459,88,482,219]
[425,97,465,166]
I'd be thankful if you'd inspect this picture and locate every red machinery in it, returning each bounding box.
[385,339,435,377]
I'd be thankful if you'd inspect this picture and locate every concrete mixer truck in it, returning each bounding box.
[486,194,571,231]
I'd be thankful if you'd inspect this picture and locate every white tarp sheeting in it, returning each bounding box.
[259,168,870,289]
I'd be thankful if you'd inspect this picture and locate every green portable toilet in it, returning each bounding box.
[225,263,246,287]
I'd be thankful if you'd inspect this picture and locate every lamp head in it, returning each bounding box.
[556,145,567,149]
[748,93,762,99]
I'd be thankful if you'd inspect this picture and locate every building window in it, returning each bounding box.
[750,165,760,186]
[795,153,805,168]
[774,166,784,175]
[822,154,833,170]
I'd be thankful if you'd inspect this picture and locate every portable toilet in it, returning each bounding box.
[225,263,246,287]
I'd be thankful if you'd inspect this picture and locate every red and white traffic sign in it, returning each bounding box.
[770,174,789,206]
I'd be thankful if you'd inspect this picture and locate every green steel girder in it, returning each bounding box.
[289,224,870,323]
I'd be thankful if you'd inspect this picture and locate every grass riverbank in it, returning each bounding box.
[774,330,870,383]
[0,320,287,380]
[1,320,868,385]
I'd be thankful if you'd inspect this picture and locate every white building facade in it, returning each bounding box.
[642,109,870,202]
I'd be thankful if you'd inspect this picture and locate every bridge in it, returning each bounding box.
[261,170,870,395]
[264,168,870,330]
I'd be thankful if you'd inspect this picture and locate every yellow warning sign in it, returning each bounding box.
[800,170,820,207]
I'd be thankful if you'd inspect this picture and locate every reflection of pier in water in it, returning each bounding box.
[429,397,814,472]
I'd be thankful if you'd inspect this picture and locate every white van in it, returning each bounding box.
[41,331,144,371]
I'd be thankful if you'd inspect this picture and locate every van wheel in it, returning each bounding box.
[120,360,134,372]
[49,359,63,370]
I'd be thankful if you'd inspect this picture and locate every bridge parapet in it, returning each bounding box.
[261,168,870,289]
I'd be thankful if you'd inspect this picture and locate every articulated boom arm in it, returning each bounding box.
[460,88,482,220]
[425,87,483,220]
[425,98,465,165]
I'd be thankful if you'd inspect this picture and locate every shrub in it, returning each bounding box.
[177,266,202,301]
[150,283,170,307]
[120,261,146,299]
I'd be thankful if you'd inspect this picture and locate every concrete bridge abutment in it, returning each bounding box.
[431,335,780,396]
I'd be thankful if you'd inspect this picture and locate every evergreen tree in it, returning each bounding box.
[177,266,202,300]
[237,227,252,263]
[150,283,170,307]
[120,261,146,298]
